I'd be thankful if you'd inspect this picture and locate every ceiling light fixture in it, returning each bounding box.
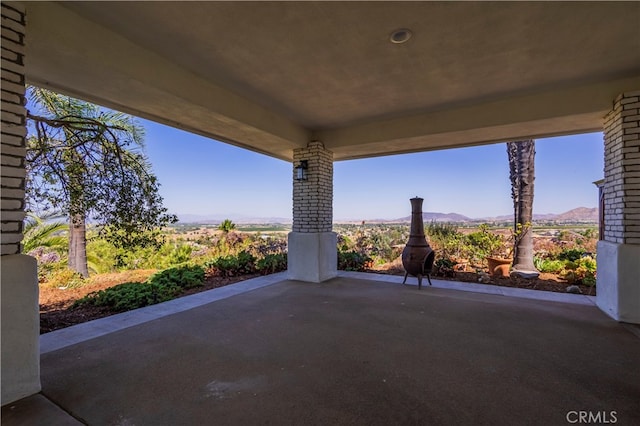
[389,28,412,44]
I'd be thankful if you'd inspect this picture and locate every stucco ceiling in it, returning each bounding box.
[24,1,640,161]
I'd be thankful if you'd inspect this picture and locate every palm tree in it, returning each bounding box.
[218,219,236,233]
[507,140,539,276]
[22,212,68,255]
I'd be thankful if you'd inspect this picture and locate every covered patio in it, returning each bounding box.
[2,0,640,414]
[3,273,640,425]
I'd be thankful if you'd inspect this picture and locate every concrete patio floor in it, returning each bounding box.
[3,272,639,425]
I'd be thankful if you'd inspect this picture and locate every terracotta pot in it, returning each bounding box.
[486,257,512,277]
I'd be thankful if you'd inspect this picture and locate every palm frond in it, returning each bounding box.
[23,212,69,253]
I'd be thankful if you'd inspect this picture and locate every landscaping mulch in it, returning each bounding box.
[39,272,260,334]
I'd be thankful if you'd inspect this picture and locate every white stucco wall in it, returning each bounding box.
[1,254,40,405]
[596,241,640,323]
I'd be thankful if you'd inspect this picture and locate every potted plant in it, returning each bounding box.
[486,254,512,277]
[485,229,512,277]
[486,222,531,277]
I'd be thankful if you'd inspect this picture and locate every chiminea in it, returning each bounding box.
[402,197,435,289]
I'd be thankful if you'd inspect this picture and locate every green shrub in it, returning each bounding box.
[85,237,118,274]
[116,242,195,270]
[337,224,409,265]
[425,222,463,259]
[434,257,457,269]
[433,256,457,277]
[580,228,597,239]
[208,231,252,258]
[533,257,565,273]
[560,256,596,285]
[337,250,372,271]
[72,265,205,312]
[72,281,181,312]
[256,253,287,275]
[463,224,505,264]
[205,251,256,277]
[578,256,596,272]
[426,222,460,241]
[582,274,597,286]
[557,248,586,262]
[86,233,199,272]
[247,236,287,258]
[337,234,355,252]
[148,264,205,289]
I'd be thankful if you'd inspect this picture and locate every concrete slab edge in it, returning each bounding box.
[338,271,597,306]
[40,272,287,354]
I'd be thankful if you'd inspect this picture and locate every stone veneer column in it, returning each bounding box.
[1,1,41,405]
[597,90,640,324]
[288,141,337,282]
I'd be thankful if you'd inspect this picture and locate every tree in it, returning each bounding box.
[507,139,539,276]
[22,212,68,255]
[218,219,236,233]
[25,87,176,277]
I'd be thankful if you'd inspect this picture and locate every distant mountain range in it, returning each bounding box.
[394,207,598,223]
[176,207,598,225]
[176,213,291,224]
[479,207,598,223]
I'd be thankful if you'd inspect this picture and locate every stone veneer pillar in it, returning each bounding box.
[597,90,640,324]
[1,1,41,405]
[288,141,337,282]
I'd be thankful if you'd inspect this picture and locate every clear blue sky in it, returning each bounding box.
[142,119,603,222]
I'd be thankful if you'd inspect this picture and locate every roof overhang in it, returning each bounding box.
[24,1,640,161]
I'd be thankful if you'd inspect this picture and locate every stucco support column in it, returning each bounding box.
[597,90,640,324]
[288,141,337,282]
[1,1,41,405]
